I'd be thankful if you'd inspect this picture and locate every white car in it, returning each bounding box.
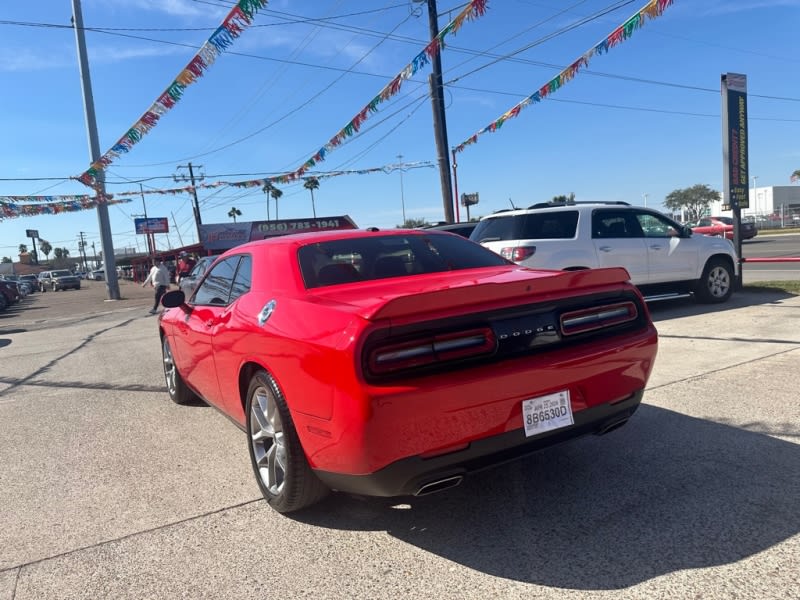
[471,202,739,303]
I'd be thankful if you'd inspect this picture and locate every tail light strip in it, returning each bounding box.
[560,302,638,336]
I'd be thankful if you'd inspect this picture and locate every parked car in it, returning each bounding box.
[37,270,81,292]
[0,280,18,310]
[178,255,220,298]
[158,229,658,513]
[691,216,757,240]
[18,274,39,294]
[471,201,739,303]
[422,221,478,238]
[89,269,105,281]
[0,276,25,299]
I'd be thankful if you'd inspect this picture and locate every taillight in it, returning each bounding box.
[560,302,638,335]
[500,246,536,262]
[368,327,497,375]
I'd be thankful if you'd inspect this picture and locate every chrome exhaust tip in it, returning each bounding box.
[415,475,464,496]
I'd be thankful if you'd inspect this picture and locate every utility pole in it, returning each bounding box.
[171,212,185,247]
[422,0,455,223]
[174,163,204,242]
[91,242,97,268]
[72,0,120,299]
[397,154,407,225]
[78,231,89,272]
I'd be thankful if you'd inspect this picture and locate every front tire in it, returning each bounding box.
[246,370,329,513]
[161,336,197,405]
[695,258,734,303]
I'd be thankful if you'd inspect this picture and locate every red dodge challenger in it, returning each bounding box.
[158,228,658,513]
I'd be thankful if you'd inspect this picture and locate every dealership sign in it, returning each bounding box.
[135,217,169,234]
[721,73,749,211]
[199,216,358,250]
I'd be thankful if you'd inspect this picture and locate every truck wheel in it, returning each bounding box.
[695,258,733,303]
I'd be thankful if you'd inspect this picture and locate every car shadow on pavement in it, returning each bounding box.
[647,288,797,322]
[292,405,800,590]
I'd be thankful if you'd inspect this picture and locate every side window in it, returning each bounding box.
[229,255,252,302]
[192,257,240,306]
[521,211,578,239]
[636,213,679,238]
[470,215,522,242]
[592,211,644,239]
[697,218,711,227]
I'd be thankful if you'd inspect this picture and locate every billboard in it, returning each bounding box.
[721,73,749,211]
[461,193,479,207]
[135,217,169,234]
[25,229,39,238]
[199,216,358,251]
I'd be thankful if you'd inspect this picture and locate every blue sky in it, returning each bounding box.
[1,0,799,261]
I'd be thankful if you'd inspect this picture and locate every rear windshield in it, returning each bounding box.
[51,270,72,277]
[298,233,510,288]
[471,211,579,242]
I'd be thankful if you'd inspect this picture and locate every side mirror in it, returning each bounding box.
[161,290,187,310]
[681,225,693,238]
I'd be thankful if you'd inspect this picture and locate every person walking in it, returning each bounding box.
[142,258,170,314]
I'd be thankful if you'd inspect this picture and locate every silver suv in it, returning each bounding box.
[470,201,738,303]
[38,270,81,292]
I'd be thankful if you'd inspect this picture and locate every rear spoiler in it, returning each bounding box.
[368,267,632,320]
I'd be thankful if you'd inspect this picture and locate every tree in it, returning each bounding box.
[303,177,320,218]
[269,185,283,220]
[552,193,575,203]
[54,247,64,260]
[227,206,242,222]
[398,218,431,228]
[39,239,52,262]
[1,257,11,263]
[18,243,27,254]
[792,169,800,183]
[663,184,720,223]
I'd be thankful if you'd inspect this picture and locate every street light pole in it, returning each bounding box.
[642,193,648,208]
[397,154,406,225]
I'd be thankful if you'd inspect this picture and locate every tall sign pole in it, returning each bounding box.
[721,73,749,290]
[72,0,120,299]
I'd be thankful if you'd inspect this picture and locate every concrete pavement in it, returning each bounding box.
[0,285,798,599]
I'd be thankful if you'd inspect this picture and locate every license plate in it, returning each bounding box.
[522,390,574,437]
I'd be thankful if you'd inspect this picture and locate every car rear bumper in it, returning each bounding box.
[312,389,642,498]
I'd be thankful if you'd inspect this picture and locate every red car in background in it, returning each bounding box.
[158,229,658,513]
[691,216,758,240]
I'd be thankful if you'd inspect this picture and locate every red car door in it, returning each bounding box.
[172,256,241,406]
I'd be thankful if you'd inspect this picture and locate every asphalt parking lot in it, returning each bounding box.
[1,281,798,599]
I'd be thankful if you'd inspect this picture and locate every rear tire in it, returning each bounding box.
[246,369,329,513]
[695,258,733,303]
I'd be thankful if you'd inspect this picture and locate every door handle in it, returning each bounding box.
[599,246,612,252]
[649,245,662,250]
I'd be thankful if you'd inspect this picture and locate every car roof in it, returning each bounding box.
[480,201,634,220]
[230,228,450,253]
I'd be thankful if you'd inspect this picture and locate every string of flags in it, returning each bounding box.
[76,0,270,188]
[0,197,131,220]
[0,161,433,219]
[270,0,487,186]
[453,0,674,154]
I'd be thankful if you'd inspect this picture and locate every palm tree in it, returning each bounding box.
[792,169,800,183]
[262,181,274,220]
[54,247,64,260]
[269,185,283,220]
[39,239,52,262]
[228,206,242,222]
[303,177,320,218]
[18,243,28,254]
